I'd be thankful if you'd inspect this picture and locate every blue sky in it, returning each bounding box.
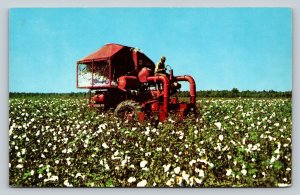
[9,8,292,93]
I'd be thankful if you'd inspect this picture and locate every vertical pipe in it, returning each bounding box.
[147,75,169,114]
[175,76,196,107]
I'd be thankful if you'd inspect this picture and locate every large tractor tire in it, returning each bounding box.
[114,100,142,121]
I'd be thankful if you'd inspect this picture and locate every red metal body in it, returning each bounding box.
[76,43,196,122]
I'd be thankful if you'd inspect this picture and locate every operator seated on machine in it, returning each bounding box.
[155,56,181,91]
[155,56,170,90]
[155,56,170,77]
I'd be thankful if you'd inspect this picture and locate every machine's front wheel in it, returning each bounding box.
[114,100,142,121]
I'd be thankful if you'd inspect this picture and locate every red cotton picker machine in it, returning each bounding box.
[76,43,196,122]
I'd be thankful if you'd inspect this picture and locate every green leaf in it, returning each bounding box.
[105,178,113,187]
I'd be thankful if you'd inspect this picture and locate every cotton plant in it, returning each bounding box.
[9,97,292,187]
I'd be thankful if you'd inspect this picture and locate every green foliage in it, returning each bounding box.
[178,89,292,98]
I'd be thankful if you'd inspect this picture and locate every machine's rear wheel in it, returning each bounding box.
[114,100,142,121]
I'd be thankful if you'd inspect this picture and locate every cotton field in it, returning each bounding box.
[9,97,292,187]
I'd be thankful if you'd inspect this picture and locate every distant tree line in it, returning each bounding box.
[178,88,292,98]
[10,88,291,99]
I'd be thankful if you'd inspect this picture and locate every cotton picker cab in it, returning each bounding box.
[76,43,196,122]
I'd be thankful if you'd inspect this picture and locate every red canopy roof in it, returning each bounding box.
[78,43,128,62]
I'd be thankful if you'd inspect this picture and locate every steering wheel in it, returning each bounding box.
[165,65,171,72]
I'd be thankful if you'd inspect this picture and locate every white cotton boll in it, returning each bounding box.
[274,142,281,154]
[140,160,148,168]
[114,150,119,156]
[252,145,258,151]
[182,171,189,182]
[64,179,73,187]
[242,164,246,169]
[208,162,214,168]
[163,164,171,172]
[283,178,287,182]
[198,169,205,177]
[219,135,224,141]
[102,143,109,149]
[156,147,162,151]
[270,156,276,164]
[137,180,147,187]
[278,183,291,187]
[189,160,196,166]
[174,167,180,174]
[241,169,247,176]
[144,127,150,135]
[226,169,232,176]
[127,177,136,183]
[194,177,202,184]
[214,122,222,130]
[121,159,127,167]
[166,178,174,186]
